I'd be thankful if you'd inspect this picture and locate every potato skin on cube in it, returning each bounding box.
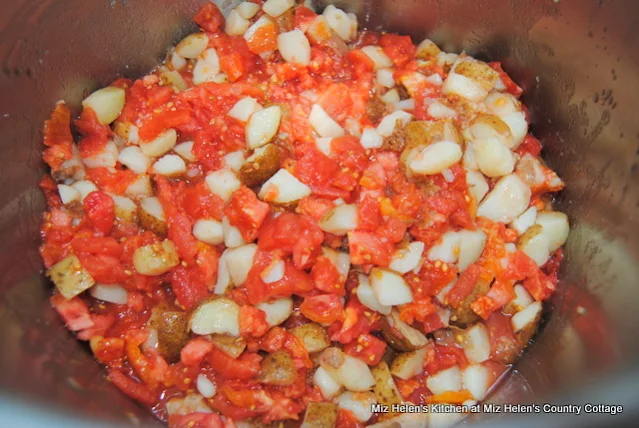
[47,254,95,300]
[149,306,189,362]
[301,402,339,428]
[239,144,281,187]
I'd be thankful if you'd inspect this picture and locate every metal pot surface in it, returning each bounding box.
[1,0,638,426]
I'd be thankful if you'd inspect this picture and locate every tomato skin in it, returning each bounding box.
[446,264,483,308]
[181,338,213,366]
[42,103,74,170]
[83,191,115,235]
[210,393,261,421]
[138,109,190,141]
[344,333,387,366]
[380,34,416,67]
[107,368,157,406]
[485,312,521,364]
[225,186,270,242]
[300,294,344,324]
[168,413,224,428]
[93,337,125,363]
[489,62,523,97]
[329,297,381,344]
[208,345,261,379]
[193,2,225,33]
[85,167,136,195]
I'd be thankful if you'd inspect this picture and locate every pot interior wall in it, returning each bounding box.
[1,0,638,425]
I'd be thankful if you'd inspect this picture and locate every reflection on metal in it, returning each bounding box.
[1,0,639,426]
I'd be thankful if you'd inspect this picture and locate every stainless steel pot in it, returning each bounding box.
[1,0,638,426]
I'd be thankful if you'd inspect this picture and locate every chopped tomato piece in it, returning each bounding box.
[489,62,523,97]
[300,294,344,324]
[193,2,224,33]
[311,255,344,295]
[107,368,157,406]
[83,191,115,235]
[344,333,387,366]
[347,231,393,266]
[181,338,214,366]
[225,186,270,242]
[51,294,94,331]
[208,346,261,379]
[240,305,269,338]
[380,34,416,67]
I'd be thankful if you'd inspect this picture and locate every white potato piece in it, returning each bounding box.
[485,92,519,116]
[82,87,126,125]
[173,141,196,162]
[376,110,412,137]
[260,258,285,284]
[278,30,311,65]
[336,391,375,422]
[133,240,180,276]
[263,0,295,17]
[223,151,245,172]
[536,211,569,252]
[509,206,537,236]
[416,39,441,59]
[246,106,282,149]
[118,145,151,174]
[140,129,178,157]
[205,168,241,203]
[511,283,534,311]
[376,68,395,88]
[456,230,487,271]
[259,168,311,204]
[428,407,465,428]
[380,88,400,105]
[517,225,551,266]
[309,104,344,138]
[428,101,457,119]
[82,140,119,168]
[369,268,413,306]
[170,52,187,70]
[502,111,528,149]
[389,241,425,274]
[318,204,358,235]
[468,114,514,148]
[360,127,384,149]
[313,366,343,399]
[323,5,356,41]
[214,250,232,295]
[390,347,427,380]
[319,348,376,392]
[225,9,250,36]
[361,46,393,69]
[408,141,462,175]
[474,138,515,178]
[356,274,392,315]
[477,174,531,223]
[71,180,98,201]
[465,169,489,204]
[153,154,186,176]
[112,195,137,222]
[140,196,166,222]
[462,143,479,171]
[462,364,492,400]
[442,71,486,102]
[58,184,80,205]
[47,254,95,299]
[222,215,247,248]
[192,219,224,246]
[90,284,128,305]
[190,297,241,336]
[256,298,293,327]
[225,244,258,286]
[228,97,262,122]
[463,324,491,364]
[315,137,333,156]
[166,393,212,417]
[427,231,461,264]
[237,2,260,19]
[426,365,462,395]
[196,374,217,399]
[193,48,221,85]
[175,33,209,59]
[394,99,415,112]
[125,174,152,199]
[512,301,542,332]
